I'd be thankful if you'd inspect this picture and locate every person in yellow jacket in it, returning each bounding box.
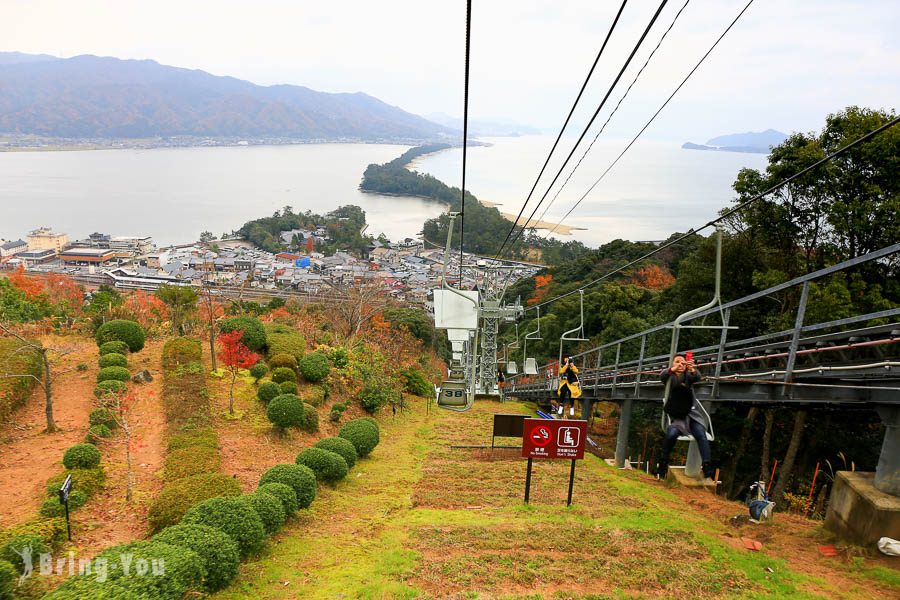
[556,356,581,416]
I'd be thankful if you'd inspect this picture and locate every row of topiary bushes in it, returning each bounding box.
[45,417,381,597]
[0,321,150,591]
[0,442,105,595]
[148,337,237,534]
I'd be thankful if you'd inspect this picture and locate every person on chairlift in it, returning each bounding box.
[657,353,714,479]
[556,356,581,416]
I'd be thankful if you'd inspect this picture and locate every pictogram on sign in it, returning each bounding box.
[558,427,580,448]
[529,425,551,447]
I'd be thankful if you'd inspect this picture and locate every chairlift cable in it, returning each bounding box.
[534,0,692,230]
[458,0,472,285]
[493,0,630,260]
[544,0,756,237]
[497,0,671,260]
[526,112,900,313]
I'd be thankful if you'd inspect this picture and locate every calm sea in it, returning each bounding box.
[0,136,768,248]
[414,135,769,246]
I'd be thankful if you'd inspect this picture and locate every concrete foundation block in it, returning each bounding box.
[824,471,900,546]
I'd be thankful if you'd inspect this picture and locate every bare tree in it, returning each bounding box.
[724,406,759,498]
[326,277,391,339]
[772,410,808,504]
[0,322,74,432]
[105,390,139,502]
[200,282,221,372]
[759,409,776,484]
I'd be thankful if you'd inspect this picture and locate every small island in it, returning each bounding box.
[682,128,787,154]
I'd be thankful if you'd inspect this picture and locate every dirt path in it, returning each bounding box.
[74,339,168,552]
[0,336,169,555]
[0,336,96,530]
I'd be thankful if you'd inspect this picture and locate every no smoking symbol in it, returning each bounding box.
[530,425,551,447]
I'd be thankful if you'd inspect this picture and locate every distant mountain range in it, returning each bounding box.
[425,112,541,137]
[682,129,787,154]
[0,52,452,141]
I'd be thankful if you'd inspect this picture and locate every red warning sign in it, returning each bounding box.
[522,418,587,460]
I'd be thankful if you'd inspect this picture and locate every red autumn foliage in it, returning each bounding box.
[628,264,676,290]
[8,265,46,299]
[528,274,553,305]
[218,329,260,371]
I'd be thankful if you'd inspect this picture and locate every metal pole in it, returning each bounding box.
[64,501,71,541]
[524,457,534,504]
[712,308,731,398]
[782,281,810,397]
[567,459,576,506]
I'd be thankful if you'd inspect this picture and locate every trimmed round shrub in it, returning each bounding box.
[267,394,304,429]
[258,464,316,509]
[300,402,319,433]
[257,482,299,516]
[314,437,358,470]
[89,407,116,428]
[219,317,267,352]
[0,560,15,600]
[271,367,296,384]
[86,424,112,442]
[402,367,433,397]
[62,443,101,469]
[299,351,330,383]
[148,473,241,533]
[182,497,266,558]
[279,380,298,395]
[295,447,348,484]
[165,446,221,481]
[358,416,381,433]
[339,419,380,458]
[97,366,131,384]
[95,320,145,352]
[268,353,298,370]
[162,337,202,369]
[240,492,285,535]
[267,330,306,360]
[93,540,203,597]
[1,534,49,573]
[98,340,130,356]
[99,352,128,368]
[153,524,239,592]
[249,363,268,382]
[39,489,88,517]
[94,379,127,399]
[167,427,218,452]
[257,381,282,404]
[46,468,106,497]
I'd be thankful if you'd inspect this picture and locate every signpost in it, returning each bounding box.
[58,474,73,541]
[521,418,587,506]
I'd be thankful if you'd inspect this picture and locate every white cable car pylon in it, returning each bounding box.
[436,212,478,411]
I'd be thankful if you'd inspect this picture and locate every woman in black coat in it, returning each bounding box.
[657,354,714,479]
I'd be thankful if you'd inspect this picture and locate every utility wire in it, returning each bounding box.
[546,0,755,236]
[459,0,472,284]
[526,112,900,312]
[499,0,670,259]
[493,0,630,260]
[535,0,691,230]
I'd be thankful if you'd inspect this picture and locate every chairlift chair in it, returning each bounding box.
[522,306,542,377]
[661,228,729,444]
[437,379,469,408]
[506,360,518,375]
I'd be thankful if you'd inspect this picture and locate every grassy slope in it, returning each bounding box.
[214,401,898,600]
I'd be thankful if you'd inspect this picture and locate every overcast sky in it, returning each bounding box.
[2,0,898,141]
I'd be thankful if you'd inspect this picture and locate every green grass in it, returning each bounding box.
[213,399,897,599]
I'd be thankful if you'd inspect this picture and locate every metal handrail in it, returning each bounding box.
[506,243,900,385]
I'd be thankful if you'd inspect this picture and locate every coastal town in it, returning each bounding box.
[0,226,539,306]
